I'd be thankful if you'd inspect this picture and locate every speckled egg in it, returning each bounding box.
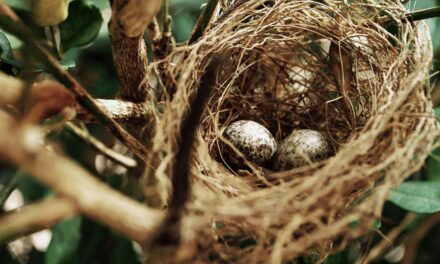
[222,120,277,166]
[273,129,330,171]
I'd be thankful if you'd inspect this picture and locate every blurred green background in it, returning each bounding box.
[0,0,440,263]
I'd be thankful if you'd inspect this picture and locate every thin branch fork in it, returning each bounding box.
[0,71,153,124]
[64,122,137,168]
[0,3,149,162]
[0,112,163,243]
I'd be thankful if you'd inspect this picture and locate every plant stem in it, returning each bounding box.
[404,6,440,22]
[162,0,171,34]
[188,0,219,44]
[380,6,440,24]
[64,122,137,168]
[48,25,62,60]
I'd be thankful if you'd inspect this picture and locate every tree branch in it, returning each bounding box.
[75,98,155,123]
[0,197,78,242]
[109,0,152,102]
[402,212,440,264]
[0,112,163,243]
[0,72,154,123]
[0,3,150,162]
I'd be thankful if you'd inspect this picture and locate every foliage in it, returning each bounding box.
[45,218,82,264]
[60,1,103,52]
[389,182,440,214]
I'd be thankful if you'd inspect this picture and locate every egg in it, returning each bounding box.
[222,120,277,166]
[273,129,330,171]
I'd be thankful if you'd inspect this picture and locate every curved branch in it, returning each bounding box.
[0,112,163,243]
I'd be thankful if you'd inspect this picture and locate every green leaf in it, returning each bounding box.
[59,1,103,52]
[109,233,141,264]
[388,181,440,214]
[427,108,440,181]
[427,147,440,181]
[172,12,197,42]
[0,31,17,74]
[0,32,14,62]
[17,174,50,202]
[435,107,440,121]
[45,217,82,264]
[373,219,381,229]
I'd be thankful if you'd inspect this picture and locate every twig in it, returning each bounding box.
[148,0,174,95]
[359,213,418,264]
[152,56,221,247]
[188,0,219,44]
[378,6,440,24]
[402,212,440,264]
[64,122,137,168]
[157,0,173,58]
[163,0,171,35]
[0,3,150,162]
[75,99,155,123]
[0,112,163,243]
[0,197,78,242]
[149,15,175,99]
[404,6,440,22]
[0,74,154,123]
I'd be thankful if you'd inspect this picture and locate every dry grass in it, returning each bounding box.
[147,0,438,262]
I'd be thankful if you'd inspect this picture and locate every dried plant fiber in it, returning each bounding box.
[147,0,438,262]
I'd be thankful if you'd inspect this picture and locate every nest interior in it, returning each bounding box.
[148,0,438,262]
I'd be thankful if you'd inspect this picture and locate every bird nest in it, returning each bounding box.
[148,0,438,262]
